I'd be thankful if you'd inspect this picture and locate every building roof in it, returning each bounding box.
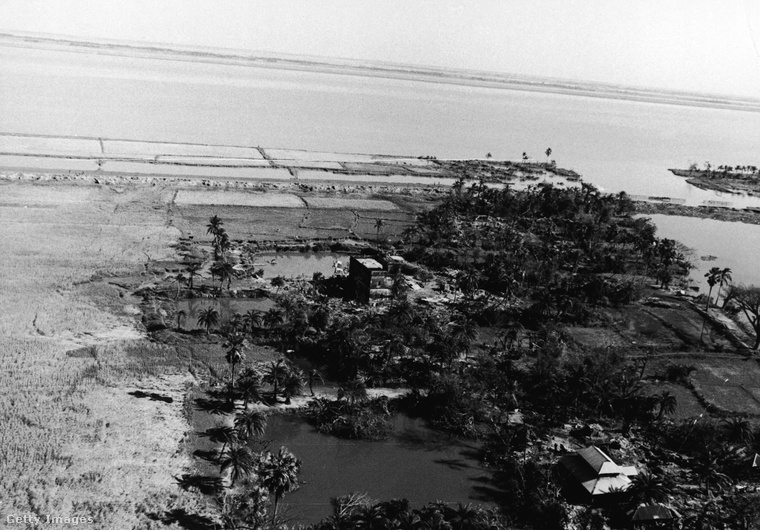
[353,257,384,269]
[577,446,623,475]
[631,504,675,522]
[560,445,637,496]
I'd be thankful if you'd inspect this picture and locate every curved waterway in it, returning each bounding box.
[261,414,500,525]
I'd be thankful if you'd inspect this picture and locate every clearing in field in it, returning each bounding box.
[174,190,306,207]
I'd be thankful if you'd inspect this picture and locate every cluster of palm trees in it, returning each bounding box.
[705,266,732,310]
[405,181,689,325]
[206,215,238,294]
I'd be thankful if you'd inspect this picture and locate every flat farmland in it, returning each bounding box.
[690,357,760,416]
[175,189,305,208]
[300,209,356,233]
[302,197,399,211]
[0,134,102,156]
[104,139,264,159]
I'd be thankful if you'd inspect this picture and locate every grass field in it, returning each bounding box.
[0,180,209,527]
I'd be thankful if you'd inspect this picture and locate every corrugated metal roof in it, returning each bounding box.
[577,446,620,475]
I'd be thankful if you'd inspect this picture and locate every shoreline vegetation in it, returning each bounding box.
[669,166,760,197]
[4,30,760,113]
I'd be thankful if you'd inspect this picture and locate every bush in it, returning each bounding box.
[305,397,391,440]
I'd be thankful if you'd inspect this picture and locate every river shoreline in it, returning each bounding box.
[634,201,760,225]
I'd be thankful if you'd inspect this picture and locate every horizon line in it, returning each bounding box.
[3,30,760,113]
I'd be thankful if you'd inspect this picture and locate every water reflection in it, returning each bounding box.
[262,413,501,525]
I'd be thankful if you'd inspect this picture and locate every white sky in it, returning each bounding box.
[2,0,760,98]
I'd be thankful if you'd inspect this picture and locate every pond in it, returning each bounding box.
[644,214,760,290]
[176,298,274,331]
[252,252,351,279]
[261,413,501,525]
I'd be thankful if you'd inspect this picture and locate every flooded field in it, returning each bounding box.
[262,413,500,525]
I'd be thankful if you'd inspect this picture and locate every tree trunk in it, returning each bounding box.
[272,494,280,524]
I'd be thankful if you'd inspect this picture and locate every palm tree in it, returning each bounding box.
[258,447,302,523]
[545,147,552,163]
[215,229,230,261]
[212,260,236,293]
[338,378,368,405]
[307,368,324,396]
[715,267,733,306]
[175,309,187,330]
[234,410,267,441]
[705,267,722,310]
[237,368,262,409]
[655,390,677,421]
[449,317,479,354]
[282,368,304,405]
[185,262,201,292]
[209,425,239,457]
[197,307,220,335]
[723,417,754,445]
[448,502,486,529]
[694,446,732,497]
[262,359,288,402]
[271,276,286,294]
[243,309,262,338]
[629,470,674,505]
[375,218,385,242]
[263,308,284,330]
[223,333,247,397]
[171,273,187,298]
[219,445,254,488]
[207,214,224,240]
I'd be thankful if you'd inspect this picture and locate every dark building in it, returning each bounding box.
[348,257,393,303]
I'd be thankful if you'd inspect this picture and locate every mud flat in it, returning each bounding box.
[634,201,760,225]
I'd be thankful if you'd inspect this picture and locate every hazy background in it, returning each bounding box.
[1,0,759,98]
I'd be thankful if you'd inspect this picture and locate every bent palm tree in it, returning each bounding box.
[705,267,721,310]
[716,267,732,306]
[219,445,254,488]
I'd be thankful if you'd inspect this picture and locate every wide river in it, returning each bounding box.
[1,44,758,285]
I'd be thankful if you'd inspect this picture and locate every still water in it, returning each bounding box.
[2,44,760,207]
[262,413,498,524]
[645,215,760,288]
